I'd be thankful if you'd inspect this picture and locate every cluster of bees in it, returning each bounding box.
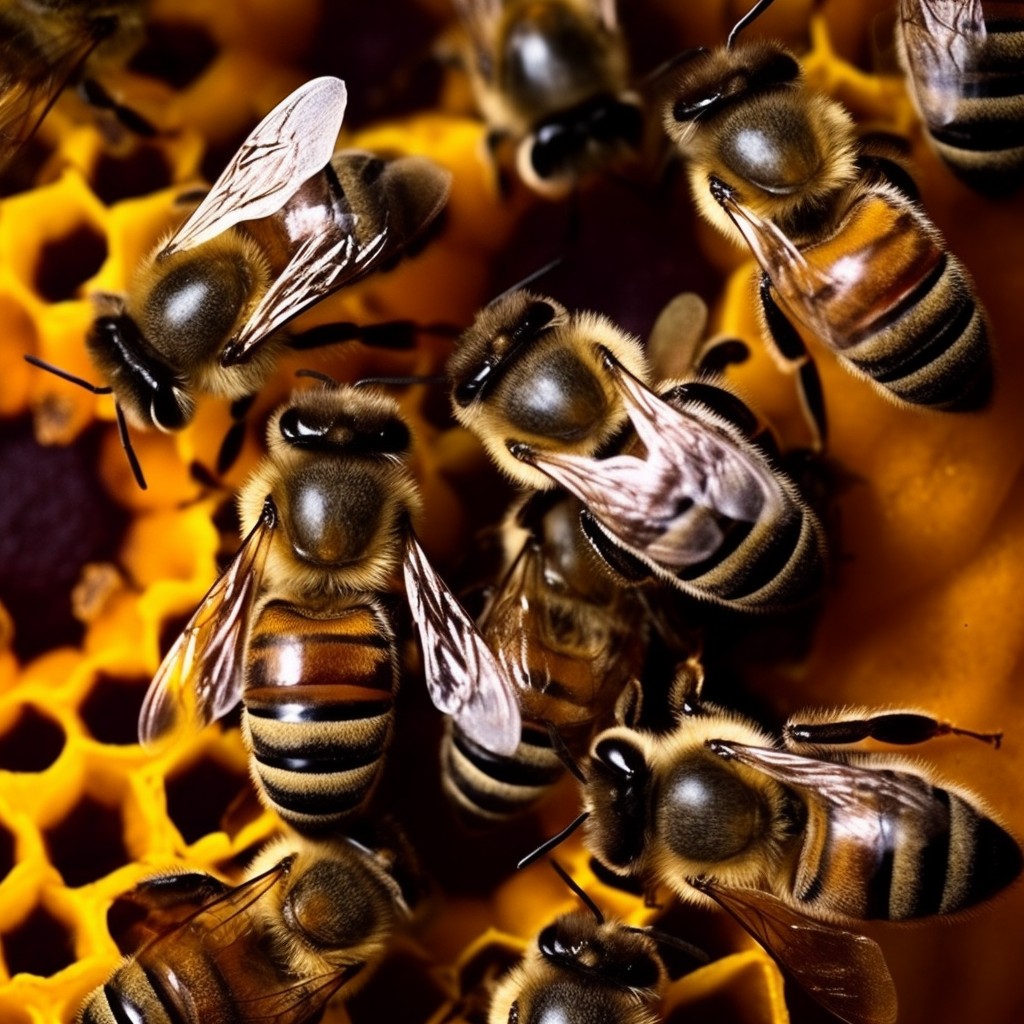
[2,0,1023,1023]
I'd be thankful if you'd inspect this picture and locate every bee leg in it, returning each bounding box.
[577,508,655,584]
[77,77,158,137]
[784,711,1003,750]
[667,655,706,717]
[759,272,828,450]
[215,393,257,475]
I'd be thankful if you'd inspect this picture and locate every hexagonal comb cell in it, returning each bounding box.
[128,21,218,89]
[1,904,75,978]
[79,672,149,746]
[0,824,14,884]
[33,222,108,303]
[165,756,252,845]
[43,796,129,888]
[91,144,174,205]
[0,706,64,773]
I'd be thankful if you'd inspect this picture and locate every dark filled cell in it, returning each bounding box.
[79,673,149,746]
[128,21,218,89]
[0,706,64,772]
[0,417,129,661]
[1,905,75,978]
[0,822,14,883]
[92,145,172,204]
[43,796,129,887]
[33,223,108,303]
[165,758,250,846]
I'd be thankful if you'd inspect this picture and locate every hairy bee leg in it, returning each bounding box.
[784,711,1003,750]
[759,272,828,450]
[216,393,257,475]
[77,77,158,137]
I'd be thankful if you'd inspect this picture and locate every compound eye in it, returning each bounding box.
[279,407,326,443]
[593,737,646,780]
[150,385,187,432]
[372,417,410,454]
[537,924,565,959]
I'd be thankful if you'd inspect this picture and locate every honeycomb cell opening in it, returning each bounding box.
[43,795,129,888]
[127,21,219,90]
[0,824,14,885]
[79,672,150,746]
[1,904,75,979]
[0,706,65,773]
[92,145,173,205]
[165,755,252,846]
[33,222,108,303]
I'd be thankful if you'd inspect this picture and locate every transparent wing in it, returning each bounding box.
[900,0,986,128]
[0,17,106,171]
[403,534,521,756]
[707,740,941,818]
[518,360,775,569]
[452,0,503,76]
[138,498,277,749]
[221,153,452,365]
[696,878,898,1024]
[159,76,348,257]
[646,291,709,382]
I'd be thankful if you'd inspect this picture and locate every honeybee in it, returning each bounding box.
[139,384,520,835]
[897,0,1024,195]
[78,833,408,1024]
[452,0,643,196]
[447,291,826,611]
[28,75,451,486]
[442,488,650,822]
[662,1,993,447]
[575,689,1021,1024]
[0,0,146,174]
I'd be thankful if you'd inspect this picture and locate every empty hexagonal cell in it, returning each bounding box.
[0,824,14,884]
[33,222,108,302]
[128,22,218,89]
[42,796,129,888]
[92,144,173,205]
[165,756,252,846]
[1,904,75,978]
[79,672,150,746]
[0,706,64,773]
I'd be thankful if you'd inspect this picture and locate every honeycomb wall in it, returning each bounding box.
[1,1,1023,1023]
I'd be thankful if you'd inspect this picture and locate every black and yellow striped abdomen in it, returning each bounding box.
[793,770,1022,921]
[241,599,398,834]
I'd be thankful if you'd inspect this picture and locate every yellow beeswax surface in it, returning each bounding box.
[0,0,1022,1022]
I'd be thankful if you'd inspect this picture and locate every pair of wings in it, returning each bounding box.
[518,356,777,572]
[114,857,360,1024]
[0,10,114,172]
[691,738,955,1024]
[138,496,522,757]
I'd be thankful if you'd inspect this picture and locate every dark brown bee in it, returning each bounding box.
[453,0,643,196]
[0,0,146,174]
[77,834,408,1024]
[580,689,1020,1024]
[447,291,826,611]
[897,0,1024,195]
[441,488,649,823]
[139,384,520,835]
[662,0,993,447]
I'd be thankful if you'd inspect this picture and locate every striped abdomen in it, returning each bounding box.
[902,1,1024,194]
[241,599,398,834]
[441,719,566,823]
[793,771,1022,921]
[792,188,992,410]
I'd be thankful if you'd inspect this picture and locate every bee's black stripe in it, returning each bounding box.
[249,631,391,650]
[245,698,393,723]
[907,787,951,918]
[253,747,381,774]
[260,777,368,816]
[453,728,563,788]
[101,986,147,1024]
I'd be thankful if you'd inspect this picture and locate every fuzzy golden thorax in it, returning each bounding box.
[663,40,859,246]
[237,386,422,598]
[448,290,650,490]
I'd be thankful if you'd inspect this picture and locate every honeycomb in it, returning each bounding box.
[1,0,1023,1022]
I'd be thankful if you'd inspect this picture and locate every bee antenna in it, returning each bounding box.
[114,403,147,490]
[487,257,564,308]
[517,810,590,871]
[543,720,588,784]
[624,926,709,965]
[353,374,448,389]
[727,0,778,48]
[295,368,341,387]
[24,354,113,395]
[549,859,604,925]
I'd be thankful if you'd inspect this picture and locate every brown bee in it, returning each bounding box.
[447,291,826,611]
[0,0,146,173]
[897,0,1024,195]
[576,685,1020,1024]
[662,0,993,447]
[139,384,520,835]
[77,834,408,1024]
[453,0,643,196]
